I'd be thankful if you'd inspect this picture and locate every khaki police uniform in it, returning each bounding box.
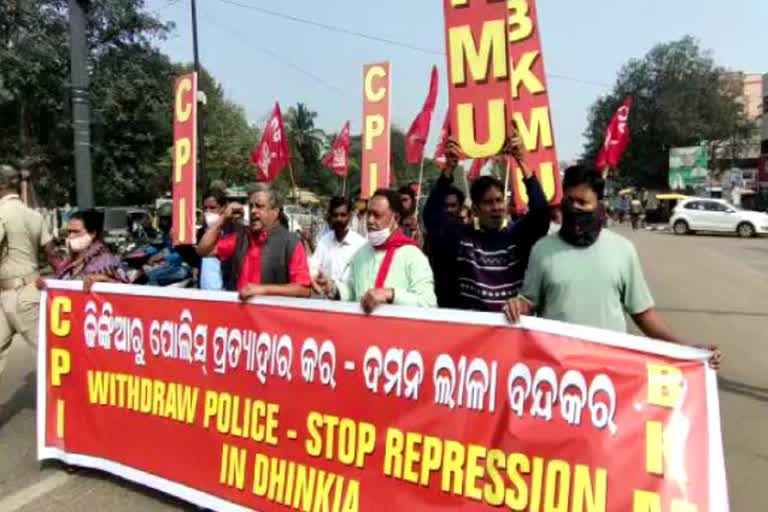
[0,194,52,380]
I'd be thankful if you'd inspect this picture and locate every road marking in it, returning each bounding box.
[0,472,73,511]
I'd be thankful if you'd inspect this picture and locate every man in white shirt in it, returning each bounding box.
[310,197,366,292]
[349,198,368,238]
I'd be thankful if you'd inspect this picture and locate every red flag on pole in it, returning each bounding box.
[251,102,290,182]
[468,157,491,181]
[595,97,632,170]
[433,111,451,169]
[405,66,439,164]
[321,121,351,177]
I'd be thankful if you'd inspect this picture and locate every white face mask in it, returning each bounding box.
[367,227,392,247]
[204,212,221,227]
[67,234,93,253]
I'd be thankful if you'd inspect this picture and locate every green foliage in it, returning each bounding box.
[0,1,442,206]
[284,102,330,196]
[0,0,258,206]
[185,66,260,190]
[341,127,442,200]
[583,36,756,188]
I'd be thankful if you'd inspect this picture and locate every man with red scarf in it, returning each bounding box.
[316,189,436,313]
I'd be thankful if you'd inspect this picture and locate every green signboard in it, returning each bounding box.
[669,145,709,190]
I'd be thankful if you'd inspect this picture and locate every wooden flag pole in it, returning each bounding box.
[287,161,299,205]
[461,163,470,204]
[342,174,348,197]
[504,157,511,207]
[415,157,426,214]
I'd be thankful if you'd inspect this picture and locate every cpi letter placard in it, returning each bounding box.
[171,72,198,245]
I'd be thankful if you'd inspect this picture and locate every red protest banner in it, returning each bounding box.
[361,62,391,198]
[171,73,197,245]
[443,0,561,211]
[40,282,728,512]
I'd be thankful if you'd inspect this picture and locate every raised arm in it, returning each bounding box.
[424,140,462,236]
[505,127,550,247]
[197,203,239,256]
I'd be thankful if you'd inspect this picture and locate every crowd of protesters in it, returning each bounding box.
[0,126,721,387]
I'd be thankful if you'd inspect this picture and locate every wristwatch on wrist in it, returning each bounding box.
[386,288,395,304]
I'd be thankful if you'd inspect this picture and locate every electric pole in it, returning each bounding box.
[68,0,94,208]
[191,0,207,191]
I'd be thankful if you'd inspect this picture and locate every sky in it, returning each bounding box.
[147,0,768,161]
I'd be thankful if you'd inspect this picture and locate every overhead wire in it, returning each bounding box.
[215,0,443,57]
[212,0,611,89]
[201,14,349,98]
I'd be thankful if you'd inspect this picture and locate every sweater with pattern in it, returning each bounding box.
[424,173,550,311]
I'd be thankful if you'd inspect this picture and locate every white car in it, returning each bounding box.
[670,198,768,238]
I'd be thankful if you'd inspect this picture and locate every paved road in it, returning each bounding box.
[1,227,766,511]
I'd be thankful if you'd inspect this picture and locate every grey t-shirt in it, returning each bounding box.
[521,229,654,333]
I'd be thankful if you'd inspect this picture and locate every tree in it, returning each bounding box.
[341,127,442,201]
[189,66,260,190]
[583,36,756,188]
[284,102,330,196]
[0,0,177,204]
[0,1,259,205]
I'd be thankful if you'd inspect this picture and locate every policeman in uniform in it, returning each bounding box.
[0,164,58,383]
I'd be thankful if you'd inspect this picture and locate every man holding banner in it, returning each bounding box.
[317,189,435,313]
[196,184,311,299]
[504,165,723,368]
[424,129,549,310]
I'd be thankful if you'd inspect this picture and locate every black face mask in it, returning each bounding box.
[559,201,604,247]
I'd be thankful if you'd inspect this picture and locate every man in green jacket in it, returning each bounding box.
[315,188,436,313]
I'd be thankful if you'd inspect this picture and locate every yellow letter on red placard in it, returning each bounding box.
[647,363,684,408]
[51,348,71,386]
[364,66,387,102]
[448,21,508,85]
[175,78,192,123]
[50,296,72,337]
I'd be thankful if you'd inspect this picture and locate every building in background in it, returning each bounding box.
[740,73,763,122]
[672,72,768,209]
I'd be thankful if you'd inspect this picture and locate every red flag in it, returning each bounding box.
[321,121,351,177]
[251,102,290,182]
[468,157,491,181]
[432,111,451,169]
[595,97,632,170]
[405,66,439,164]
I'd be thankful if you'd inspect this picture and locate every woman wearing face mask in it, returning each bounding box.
[199,189,230,290]
[52,210,128,289]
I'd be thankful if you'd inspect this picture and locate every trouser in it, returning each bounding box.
[0,283,41,382]
[145,264,191,286]
[199,257,223,290]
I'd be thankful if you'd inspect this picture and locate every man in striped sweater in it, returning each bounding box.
[424,130,550,311]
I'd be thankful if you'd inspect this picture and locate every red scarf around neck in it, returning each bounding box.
[373,229,418,288]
